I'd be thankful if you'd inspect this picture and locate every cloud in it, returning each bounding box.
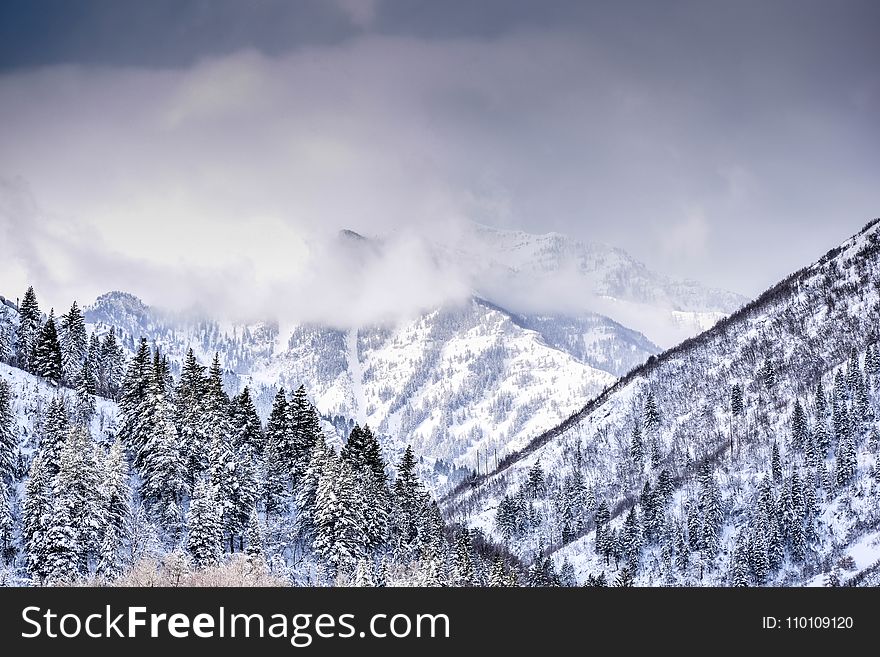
[659,208,710,263]
[333,0,380,29]
[0,18,877,320]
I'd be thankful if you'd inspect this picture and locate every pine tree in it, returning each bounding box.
[54,427,104,575]
[264,387,290,482]
[313,453,364,573]
[832,370,848,442]
[60,301,87,385]
[594,501,610,560]
[15,286,41,372]
[835,436,857,486]
[98,328,125,399]
[33,310,62,385]
[622,506,642,570]
[97,439,130,580]
[749,511,770,585]
[138,364,187,522]
[23,451,52,583]
[41,396,69,477]
[771,441,782,482]
[294,435,328,543]
[74,356,97,427]
[762,358,776,390]
[526,460,545,499]
[187,478,222,569]
[353,558,376,586]
[700,465,722,560]
[630,423,644,464]
[489,556,507,587]
[846,348,860,394]
[644,390,660,433]
[288,385,318,483]
[559,558,577,587]
[0,320,12,364]
[263,435,290,519]
[731,532,749,587]
[791,401,807,451]
[453,530,474,586]
[231,386,264,455]
[854,371,871,426]
[614,567,634,587]
[675,523,689,575]
[119,338,153,459]
[244,509,265,564]
[731,383,744,417]
[391,445,425,556]
[0,380,17,482]
[0,482,14,565]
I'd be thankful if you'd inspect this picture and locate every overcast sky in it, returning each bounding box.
[0,0,877,320]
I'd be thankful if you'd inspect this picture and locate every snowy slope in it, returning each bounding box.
[444,218,880,587]
[0,362,120,455]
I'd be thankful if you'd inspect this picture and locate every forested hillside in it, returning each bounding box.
[445,219,880,587]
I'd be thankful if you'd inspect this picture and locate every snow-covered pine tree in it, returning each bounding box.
[289,385,319,483]
[137,357,186,532]
[644,390,661,430]
[74,356,97,427]
[730,532,749,587]
[231,386,264,456]
[15,286,41,372]
[22,451,52,583]
[54,427,104,575]
[622,505,642,571]
[264,387,290,484]
[731,383,744,417]
[97,439,130,580]
[174,348,207,488]
[313,452,364,575]
[630,422,644,464]
[846,348,860,394]
[771,441,782,482]
[295,435,329,545]
[453,530,473,586]
[526,460,545,499]
[594,501,610,560]
[41,396,69,477]
[675,522,689,575]
[119,338,153,459]
[391,445,423,555]
[488,557,507,587]
[98,327,125,399]
[762,358,776,390]
[791,400,807,451]
[0,380,16,482]
[244,508,264,564]
[0,321,13,365]
[0,482,14,564]
[835,435,857,486]
[33,310,62,386]
[187,478,222,569]
[559,558,576,587]
[353,558,376,586]
[59,301,87,386]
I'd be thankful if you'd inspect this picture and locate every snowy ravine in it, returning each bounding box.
[444,218,880,587]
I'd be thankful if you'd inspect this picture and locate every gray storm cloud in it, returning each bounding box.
[0,14,878,320]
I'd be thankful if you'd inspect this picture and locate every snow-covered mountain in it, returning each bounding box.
[77,222,748,482]
[444,218,880,587]
[84,293,618,478]
[431,222,747,348]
